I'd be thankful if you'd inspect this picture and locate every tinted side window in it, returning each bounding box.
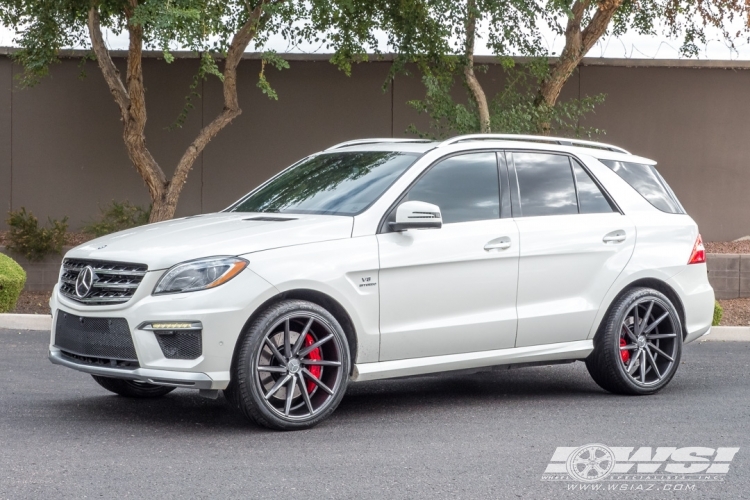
[599,160,684,214]
[572,161,615,214]
[513,153,577,217]
[405,152,500,224]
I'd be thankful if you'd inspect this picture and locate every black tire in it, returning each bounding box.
[232,300,350,430]
[92,375,176,398]
[586,287,683,395]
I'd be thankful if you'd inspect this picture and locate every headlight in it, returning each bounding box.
[153,257,248,295]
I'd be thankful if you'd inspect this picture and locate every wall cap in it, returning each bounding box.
[2,47,750,70]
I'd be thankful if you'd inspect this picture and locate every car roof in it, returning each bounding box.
[323,135,656,165]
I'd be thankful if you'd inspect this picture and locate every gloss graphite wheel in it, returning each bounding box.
[232,300,350,430]
[586,287,682,395]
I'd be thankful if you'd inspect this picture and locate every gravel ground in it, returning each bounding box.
[718,298,750,326]
[11,291,52,315]
[705,240,750,254]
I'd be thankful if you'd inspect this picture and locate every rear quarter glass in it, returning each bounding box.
[599,159,684,214]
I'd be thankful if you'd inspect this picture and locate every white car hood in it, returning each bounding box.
[66,213,354,270]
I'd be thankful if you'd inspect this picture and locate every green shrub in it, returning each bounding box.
[713,301,724,327]
[0,253,26,313]
[6,208,68,262]
[83,200,150,237]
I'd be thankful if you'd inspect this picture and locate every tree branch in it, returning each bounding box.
[122,0,167,196]
[463,0,490,133]
[163,2,268,213]
[87,7,130,122]
[89,3,166,209]
[537,0,621,111]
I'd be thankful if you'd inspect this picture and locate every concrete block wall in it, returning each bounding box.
[706,253,750,300]
[0,246,70,292]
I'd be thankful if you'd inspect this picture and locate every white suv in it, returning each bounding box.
[49,134,714,430]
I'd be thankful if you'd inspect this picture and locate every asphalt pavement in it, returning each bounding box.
[1,329,749,499]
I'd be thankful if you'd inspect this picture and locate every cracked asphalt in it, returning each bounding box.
[1,329,749,499]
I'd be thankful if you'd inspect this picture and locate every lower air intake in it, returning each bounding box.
[154,330,203,360]
[54,312,137,362]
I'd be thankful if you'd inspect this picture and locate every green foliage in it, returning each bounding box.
[83,200,151,237]
[0,253,26,313]
[0,0,301,102]
[5,208,68,262]
[0,0,389,129]
[713,301,723,327]
[256,50,291,100]
[407,60,606,139]
[323,0,747,137]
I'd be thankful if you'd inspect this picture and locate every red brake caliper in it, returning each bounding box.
[303,334,322,393]
[620,337,630,364]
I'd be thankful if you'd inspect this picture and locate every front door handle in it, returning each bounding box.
[603,230,626,244]
[484,236,511,251]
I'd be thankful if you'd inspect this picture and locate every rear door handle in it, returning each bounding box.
[485,236,511,251]
[603,230,626,244]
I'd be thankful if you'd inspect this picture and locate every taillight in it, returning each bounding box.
[688,234,706,264]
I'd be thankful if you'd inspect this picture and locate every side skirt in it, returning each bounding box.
[351,340,593,382]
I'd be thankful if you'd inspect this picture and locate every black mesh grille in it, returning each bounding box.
[60,259,148,305]
[54,312,138,362]
[154,331,202,360]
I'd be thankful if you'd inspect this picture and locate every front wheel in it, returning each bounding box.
[586,287,682,395]
[92,375,176,398]
[231,300,351,430]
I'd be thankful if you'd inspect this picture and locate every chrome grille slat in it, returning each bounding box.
[89,269,147,277]
[92,282,139,289]
[59,258,148,305]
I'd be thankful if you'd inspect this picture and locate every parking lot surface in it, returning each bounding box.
[1,329,748,499]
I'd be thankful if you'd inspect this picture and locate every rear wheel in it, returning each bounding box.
[232,300,350,430]
[586,287,682,395]
[92,375,176,398]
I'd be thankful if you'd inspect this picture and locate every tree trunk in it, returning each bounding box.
[464,0,490,133]
[87,1,270,223]
[535,0,623,134]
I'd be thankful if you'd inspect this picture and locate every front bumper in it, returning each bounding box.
[48,266,279,390]
[49,349,215,389]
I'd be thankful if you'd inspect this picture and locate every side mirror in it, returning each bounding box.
[389,201,443,232]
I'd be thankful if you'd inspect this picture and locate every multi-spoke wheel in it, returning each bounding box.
[229,300,350,430]
[586,287,682,395]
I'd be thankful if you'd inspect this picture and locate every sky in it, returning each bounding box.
[2,20,749,60]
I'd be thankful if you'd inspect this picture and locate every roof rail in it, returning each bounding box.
[438,134,630,154]
[325,138,434,151]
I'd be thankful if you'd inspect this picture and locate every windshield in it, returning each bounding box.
[230,151,418,216]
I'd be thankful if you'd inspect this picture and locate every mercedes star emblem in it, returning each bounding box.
[75,265,97,298]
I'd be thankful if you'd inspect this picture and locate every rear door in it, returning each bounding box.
[509,152,636,348]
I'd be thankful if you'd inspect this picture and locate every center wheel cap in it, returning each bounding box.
[287,358,301,374]
[637,336,646,347]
